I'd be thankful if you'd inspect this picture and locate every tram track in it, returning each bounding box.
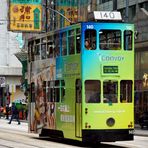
[0,138,43,148]
[0,127,81,148]
[0,127,45,148]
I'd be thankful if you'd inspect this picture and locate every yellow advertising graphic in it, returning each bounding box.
[57,6,78,26]
[9,4,42,32]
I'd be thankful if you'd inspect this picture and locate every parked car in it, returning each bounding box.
[139,112,148,129]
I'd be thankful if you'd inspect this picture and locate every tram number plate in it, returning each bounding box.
[94,11,122,21]
[103,66,118,74]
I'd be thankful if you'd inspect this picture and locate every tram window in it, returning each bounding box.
[47,81,50,101]
[34,39,40,60]
[54,34,60,57]
[43,81,46,100]
[85,29,96,50]
[76,79,82,103]
[48,81,54,102]
[76,28,81,53]
[48,80,61,102]
[28,41,34,62]
[61,32,67,56]
[31,82,35,102]
[100,30,121,50]
[28,45,31,62]
[41,43,46,59]
[61,80,65,102]
[68,30,75,55]
[54,80,60,102]
[103,80,118,103]
[124,30,133,50]
[85,80,101,103]
[47,36,54,58]
[54,87,60,102]
[120,80,132,103]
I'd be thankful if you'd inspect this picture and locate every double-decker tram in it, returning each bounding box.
[28,11,134,143]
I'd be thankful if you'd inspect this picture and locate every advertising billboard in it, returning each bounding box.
[9,0,43,32]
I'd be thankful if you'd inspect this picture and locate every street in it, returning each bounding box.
[0,118,148,148]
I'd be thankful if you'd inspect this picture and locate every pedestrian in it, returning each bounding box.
[8,102,20,125]
[5,104,9,119]
[85,39,92,50]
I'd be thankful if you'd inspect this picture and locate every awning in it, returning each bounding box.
[15,51,27,63]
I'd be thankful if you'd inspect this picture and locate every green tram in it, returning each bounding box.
[28,12,134,143]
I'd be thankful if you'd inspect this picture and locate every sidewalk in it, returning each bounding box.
[135,124,148,137]
[0,117,28,133]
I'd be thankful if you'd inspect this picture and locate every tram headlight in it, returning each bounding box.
[106,117,115,127]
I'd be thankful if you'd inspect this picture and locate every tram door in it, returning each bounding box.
[75,79,82,137]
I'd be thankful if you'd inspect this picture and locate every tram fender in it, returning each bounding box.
[39,128,64,138]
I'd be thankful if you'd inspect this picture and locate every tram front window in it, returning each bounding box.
[85,29,96,50]
[85,80,101,103]
[103,80,118,103]
[100,30,121,50]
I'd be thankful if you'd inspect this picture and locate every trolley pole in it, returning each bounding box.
[44,1,73,32]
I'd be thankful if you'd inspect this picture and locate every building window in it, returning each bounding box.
[129,5,136,21]
[139,2,148,11]
[120,80,133,103]
[99,0,112,4]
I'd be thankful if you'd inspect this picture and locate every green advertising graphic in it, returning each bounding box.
[34,8,40,29]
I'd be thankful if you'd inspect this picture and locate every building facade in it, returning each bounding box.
[0,0,25,107]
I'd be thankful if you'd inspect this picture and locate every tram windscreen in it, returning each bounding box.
[100,30,121,50]
[103,80,118,103]
[85,80,101,103]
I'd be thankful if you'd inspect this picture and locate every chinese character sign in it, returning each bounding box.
[9,0,42,32]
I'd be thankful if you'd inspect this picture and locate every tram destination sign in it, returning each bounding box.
[8,0,43,32]
[103,66,118,74]
[93,11,122,21]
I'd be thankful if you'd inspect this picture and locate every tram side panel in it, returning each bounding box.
[55,55,82,141]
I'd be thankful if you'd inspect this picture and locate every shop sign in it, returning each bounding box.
[9,0,43,32]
